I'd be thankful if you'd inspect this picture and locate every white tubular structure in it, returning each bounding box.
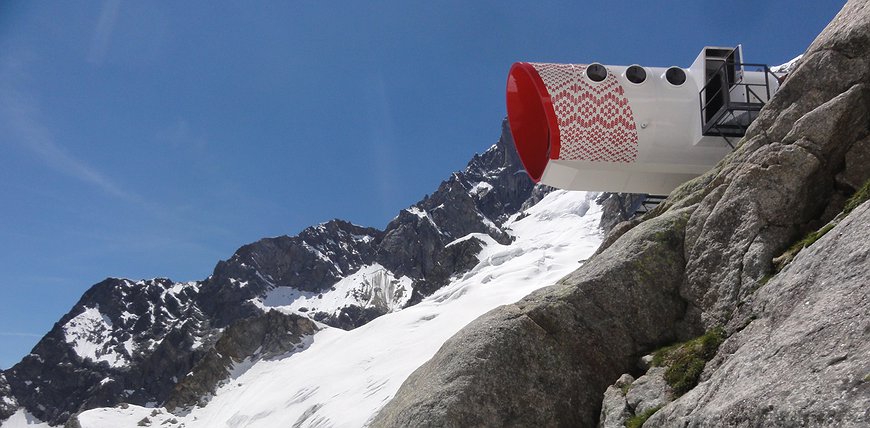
[506,45,780,195]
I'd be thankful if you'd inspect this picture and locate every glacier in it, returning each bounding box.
[25,189,604,428]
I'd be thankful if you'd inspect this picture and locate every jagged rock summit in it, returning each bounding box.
[0,119,546,426]
[372,1,870,426]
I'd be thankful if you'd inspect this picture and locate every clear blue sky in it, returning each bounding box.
[0,1,845,368]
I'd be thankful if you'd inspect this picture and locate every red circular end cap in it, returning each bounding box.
[506,62,560,183]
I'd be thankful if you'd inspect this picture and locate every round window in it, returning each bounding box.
[625,65,646,84]
[586,63,607,82]
[665,67,687,86]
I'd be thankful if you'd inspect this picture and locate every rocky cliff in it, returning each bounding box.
[0,119,543,426]
[372,1,870,426]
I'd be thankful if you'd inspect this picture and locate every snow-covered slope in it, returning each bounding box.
[68,190,602,428]
[255,263,414,318]
[1,410,50,428]
[1,120,553,426]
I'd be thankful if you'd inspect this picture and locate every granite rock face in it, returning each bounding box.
[625,367,673,416]
[599,368,675,428]
[683,81,870,328]
[372,208,694,427]
[649,200,870,427]
[679,4,870,324]
[598,374,634,428]
[373,1,870,426]
[596,192,650,232]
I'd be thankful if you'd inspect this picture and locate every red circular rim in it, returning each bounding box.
[505,62,560,183]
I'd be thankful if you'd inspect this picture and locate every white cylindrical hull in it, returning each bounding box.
[506,51,777,194]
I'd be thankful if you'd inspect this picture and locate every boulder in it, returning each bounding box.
[597,193,649,232]
[598,374,634,428]
[625,367,673,416]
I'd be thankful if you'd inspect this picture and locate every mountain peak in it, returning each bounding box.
[0,118,548,426]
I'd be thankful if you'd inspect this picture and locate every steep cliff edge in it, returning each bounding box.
[372,1,870,426]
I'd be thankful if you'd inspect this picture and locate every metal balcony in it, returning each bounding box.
[700,61,778,148]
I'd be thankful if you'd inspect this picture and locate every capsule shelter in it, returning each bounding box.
[506,45,780,195]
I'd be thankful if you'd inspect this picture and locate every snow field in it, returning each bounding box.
[255,263,414,317]
[69,190,603,428]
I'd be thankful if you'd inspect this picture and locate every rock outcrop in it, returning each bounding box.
[598,374,634,428]
[624,367,673,417]
[4,278,213,425]
[0,375,14,421]
[649,193,870,427]
[598,364,679,427]
[373,1,870,426]
[596,192,650,232]
[164,311,318,411]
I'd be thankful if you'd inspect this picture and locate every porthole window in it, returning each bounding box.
[665,67,687,86]
[625,65,646,84]
[586,63,607,82]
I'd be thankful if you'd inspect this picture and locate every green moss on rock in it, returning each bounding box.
[793,223,835,253]
[625,405,663,428]
[775,178,870,272]
[652,328,725,396]
[844,178,870,215]
[774,222,836,272]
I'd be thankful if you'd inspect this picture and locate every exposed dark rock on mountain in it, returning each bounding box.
[457,119,541,227]
[165,311,318,411]
[199,219,383,327]
[4,278,212,425]
[0,117,540,426]
[0,374,14,421]
[596,192,649,232]
[376,119,536,297]
[398,236,485,306]
[373,1,870,426]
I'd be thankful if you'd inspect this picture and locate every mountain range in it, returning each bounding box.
[0,119,624,427]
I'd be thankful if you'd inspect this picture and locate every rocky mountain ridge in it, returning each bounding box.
[59,188,604,427]
[0,118,547,426]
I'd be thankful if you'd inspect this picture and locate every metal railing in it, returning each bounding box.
[699,61,778,141]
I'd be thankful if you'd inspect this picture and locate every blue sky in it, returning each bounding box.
[0,1,845,368]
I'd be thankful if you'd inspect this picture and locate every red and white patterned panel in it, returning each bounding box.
[531,63,638,163]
